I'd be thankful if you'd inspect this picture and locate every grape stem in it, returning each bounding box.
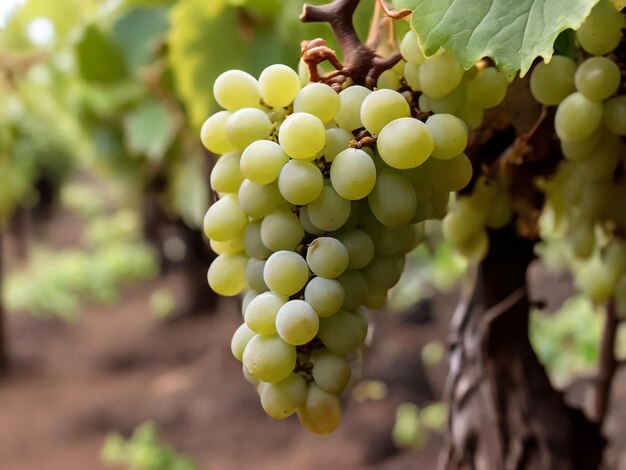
[300,0,402,87]
[376,0,412,19]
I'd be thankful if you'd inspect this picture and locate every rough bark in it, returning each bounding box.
[442,226,605,470]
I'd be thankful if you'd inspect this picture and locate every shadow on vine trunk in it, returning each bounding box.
[443,225,605,470]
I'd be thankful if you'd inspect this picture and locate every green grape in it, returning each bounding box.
[411,199,433,223]
[336,229,374,269]
[334,85,372,131]
[258,64,301,108]
[211,152,244,193]
[576,0,623,55]
[426,153,472,192]
[425,114,468,160]
[375,224,420,255]
[368,170,417,226]
[430,190,450,220]
[467,67,508,109]
[560,125,602,161]
[243,364,259,385]
[575,57,621,102]
[201,111,237,155]
[400,30,425,64]
[615,277,626,319]
[555,92,605,142]
[238,180,287,219]
[297,383,341,435]
[306,237,349,278]
[323,128,354,162]
[213,70,261,111]
[419,51,464,99]
[225,108,272,150]
[318,309,368,355]
[231,323,256,361]
[337,270,368,309]
[360,89,411,135]
[307,185,351,232]
[278,160,324,205]
[577,136,621,181]
[530,55,577,106]
[377,67,402,90]
[418,93,431,112]
[603,96,626,135]
[244,291,287,335]
[203,194,248,242]
[263,250,309,296]
[260,209,304,252]
[299,206,325,235]
[243,221,272,259]
[362,255,404,289]
[568,222,596,259]
[404,62,421,90]
[275,299,320,345]
[456,229,489,261]
[377,118,434,169]
[311,349,351,394]
[427,84,467,114]
[207,253,248,296]
[278,112,326,160]
[293,83,339,124]
[485,194,512,229]
[240,140,289,185]
[260,373,307,419]
[605,241,626,282]
[245,258,268,293]
[364,282,388,309]
[575,255,616,303]
[442,200,485,245]
[209,232,245,255]
[330,149,377,200]
[304,277,345,317]
[242,334,297,383]
[456,103,484,130]
[241,290,257,316]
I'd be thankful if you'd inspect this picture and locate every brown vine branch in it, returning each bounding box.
[591,301,620,425]
[300,0,402,86]
[376,0,412,19]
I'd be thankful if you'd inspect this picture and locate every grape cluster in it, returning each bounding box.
[201,41,482,432]
[531,0,626,313]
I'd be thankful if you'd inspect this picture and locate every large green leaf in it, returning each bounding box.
[123,100,175,161]
[395,0,600,77]
[76,25,128,84]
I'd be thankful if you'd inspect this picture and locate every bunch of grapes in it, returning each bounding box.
[531,0,626,313]
[200,34,489,432]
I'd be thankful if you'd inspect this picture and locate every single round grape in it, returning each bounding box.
[307,185,351,232]
[240,140,288,185]
[360,89,411,135]
[210,233,245,255]
[368,170,417,227]
[260,373,307,419]
[330,148,377,200]
[430,189,450,220]
[260,210,304,252]
[577,136,621,181]
[275,299,320,345]
[225,108,272,150]
[336,229,374,269]
[278,112,326,160]
[404,62,421,90]
[426,153,472,192]
[243,364,259,385]
[575,57,621,102]
[299,206,325,235]
[428,84,467,114]
[606,241,626,282]
[456,229,489,261]
[568,222,595,259]
[456,103,484,130]
[364,282,388,309]
[318,309,368,355]
[575,256,616,303]
[306,237,350,278]
[242,334,297,383]
[336,270,368,310]
[419,51,464,99]
[375,224,420,255]
[362,255,404,289]
[425,114,468,160]
[244,291,287,335]
[400,30,425,64]
[466,67,508,109]
[560,125,602,161]
[200,111,236,155]
[576,0,623,55]
[323,128,354,162]
[311,349,351,394]
[211,152,244,193]
[263,250,309,296]
[304,277,345,317]
[245,258,268,293]
[278,160,324,205]
[213,70,261,110]
[442,201,486,246]
[293,83,339,124]
[485,195,513,230]
[207,253,248,296]
[258,64,301,108]
[530,55,577,105]
[243,221,272,259]
[241,290,257,317]
[231,323,256,361]
[334,85,372,131]
[603,96,626,135]
[377,118,434,169]
[238,180,287,219]
[377,67,402,90]
[203,194,248,241]
[297,383,341,435]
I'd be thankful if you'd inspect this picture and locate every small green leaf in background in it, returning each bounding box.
[395,0,600,78]
[124,100,175,161]
[76,24,128,84]
[170,155,209,229]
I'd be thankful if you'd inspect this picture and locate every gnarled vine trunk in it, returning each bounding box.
[443,227,605,470]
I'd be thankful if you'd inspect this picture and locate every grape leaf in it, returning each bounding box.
[395,0,600,77]
[76,25,128,84]
[123,100,175,161]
